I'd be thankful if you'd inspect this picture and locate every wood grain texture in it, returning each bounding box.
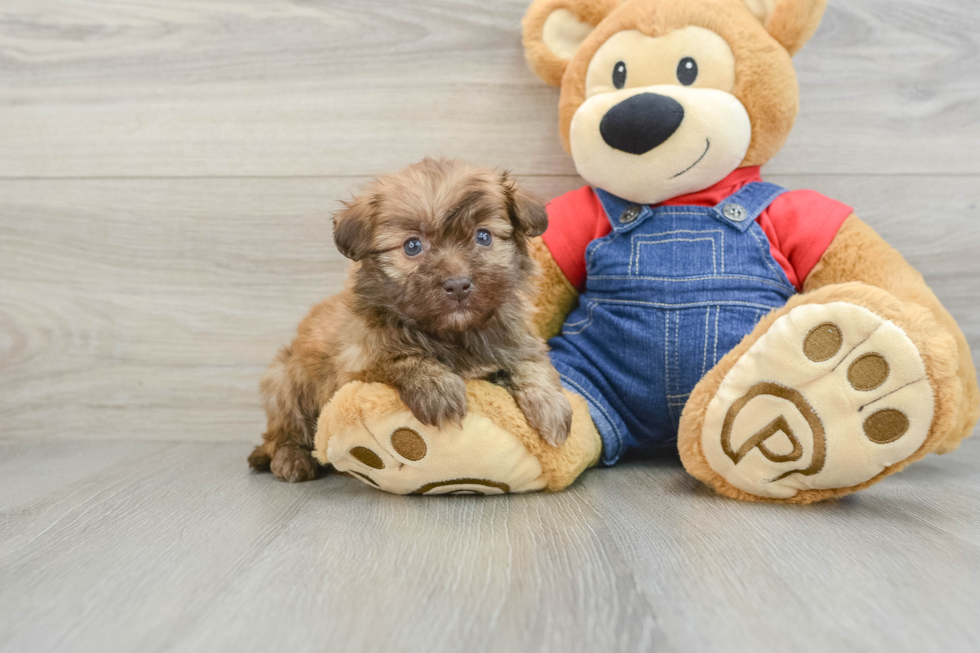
[0,438,977,653]
[1,175,977,443]
[0,0,978,177]
[1,1,978,649]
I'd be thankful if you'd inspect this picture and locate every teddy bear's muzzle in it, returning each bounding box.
[599,92,685,155]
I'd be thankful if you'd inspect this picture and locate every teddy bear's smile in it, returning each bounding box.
[570,82,751,204]
[567,26,753,204]
[670,137,710,179]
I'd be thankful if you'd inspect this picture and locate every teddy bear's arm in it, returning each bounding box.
[804,214,980,451]
[528,237,579,340]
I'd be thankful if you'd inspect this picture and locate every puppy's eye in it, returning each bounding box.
[612,61,627,89]
[403,237,423,257]
[677,57,698,86]
[475,228,493,247]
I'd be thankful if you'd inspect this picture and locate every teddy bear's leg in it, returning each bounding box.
[678,282,964,503]
[313,380,601,495]
[802,216,979,454]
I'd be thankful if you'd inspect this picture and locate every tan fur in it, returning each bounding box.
[316,381,602,492]
[678,280,963,504]
[528,237,580,340]
[466,383,602,491]
[522,0,623,87]
[524,0,812,167]
[250,159,571,481]
[763,0,826,56]
[517,0,979,501]
[804,216,980,454]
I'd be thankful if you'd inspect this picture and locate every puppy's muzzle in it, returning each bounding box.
[599,93,685,155]
[442,277,473,302]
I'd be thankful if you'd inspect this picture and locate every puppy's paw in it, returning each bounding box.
[399,373,468,429]
[247,444,272,470]
[270,446,317,483]
[516,386,573,447]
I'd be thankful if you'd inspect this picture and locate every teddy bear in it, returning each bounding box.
[312,0,979,503]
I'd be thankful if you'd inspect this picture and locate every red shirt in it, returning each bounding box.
[541,167,853,292]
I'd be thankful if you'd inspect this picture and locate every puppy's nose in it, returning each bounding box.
[442,277,472,302]
[600,93,684,155]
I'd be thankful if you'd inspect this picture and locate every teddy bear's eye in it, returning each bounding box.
[612,61,627,89]
[677,57,698,86]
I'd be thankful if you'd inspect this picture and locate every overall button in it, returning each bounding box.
[619,204,641,224]
[723,203,748,222]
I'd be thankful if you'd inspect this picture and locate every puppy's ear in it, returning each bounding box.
[502,173,549,239]
[333,195,375,261]
[743,0,827,56]
[522,0,621,86]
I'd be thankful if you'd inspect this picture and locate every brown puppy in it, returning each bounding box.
[248,158,573,482]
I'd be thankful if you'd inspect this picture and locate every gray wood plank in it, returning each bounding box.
[0,0,978,178]
[1,175,977,443]
[0,438,977,653]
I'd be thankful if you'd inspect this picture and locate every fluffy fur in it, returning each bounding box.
[678,276,962,504]
[249,159,573,482]
[519,0,977,501]
[804,216,980,453]
[527,237,580,340]
[523,0,813,168]
[315,381,602,492]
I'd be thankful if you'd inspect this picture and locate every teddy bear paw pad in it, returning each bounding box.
[323,403,548,495]
[700,302,935,499]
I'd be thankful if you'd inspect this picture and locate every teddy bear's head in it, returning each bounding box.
[523,0,826,204]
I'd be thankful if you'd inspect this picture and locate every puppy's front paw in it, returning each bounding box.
[270,446,317,483]
[516,386,573,447]
[399,373,468,429]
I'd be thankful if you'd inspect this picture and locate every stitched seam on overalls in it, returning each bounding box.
[588,274,794,291]
[591,298,783,310]
[648,210,716,217]
[563,301,592,328]
[663,311,671,422]
[633,228,722,236]
[672,312,680,421]
[713,305,720,366]
[747,224,795,290]
[630,237,717,275]
[628,228,724,276]
[665,312,685,423]
[562,301,598,335]
[558,372,624,453]
[586,232,620,271]
[701,306,710,378]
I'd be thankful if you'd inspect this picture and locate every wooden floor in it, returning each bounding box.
[2,439,979,653]
[1,0,979,651]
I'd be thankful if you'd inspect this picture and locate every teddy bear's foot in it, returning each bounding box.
[313,381,601,495]
[680,285,961,503]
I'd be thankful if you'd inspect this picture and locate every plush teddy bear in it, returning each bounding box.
[313,0,978,502]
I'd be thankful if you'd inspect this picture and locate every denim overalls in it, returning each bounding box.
[548,182,798,465]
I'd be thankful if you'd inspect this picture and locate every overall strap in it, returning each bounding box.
[594,182,788,234]
[710,182,787,233]
[595,187,655,233]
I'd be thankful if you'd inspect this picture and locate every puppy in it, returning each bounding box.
[248,158,573,482]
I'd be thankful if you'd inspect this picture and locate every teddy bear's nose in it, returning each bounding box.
[600,93,685,155]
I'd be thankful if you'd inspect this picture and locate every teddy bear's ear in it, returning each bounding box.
[743,0,827,56]
[522,0,621,86]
